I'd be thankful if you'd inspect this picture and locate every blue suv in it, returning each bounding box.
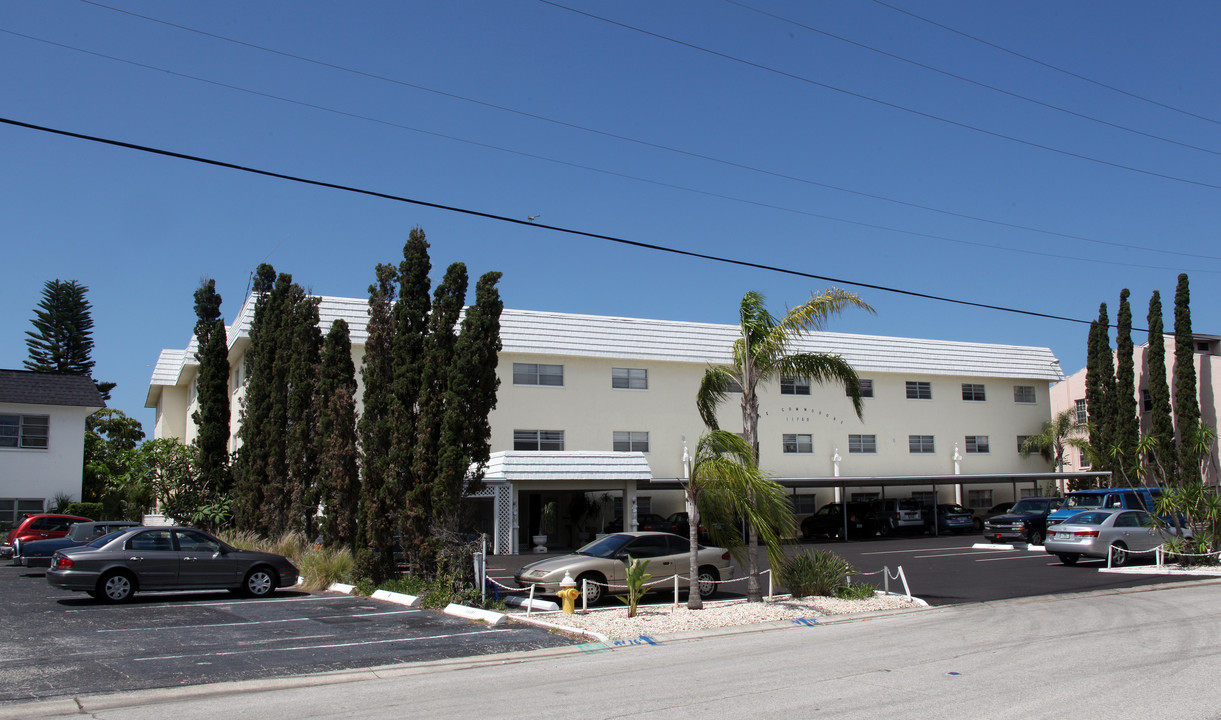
[1046,487,1162,527]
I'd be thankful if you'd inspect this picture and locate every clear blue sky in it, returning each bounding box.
[3,1,1219,432]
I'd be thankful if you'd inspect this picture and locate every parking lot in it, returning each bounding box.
[3,532,1207,705]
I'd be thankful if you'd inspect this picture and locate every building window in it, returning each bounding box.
[1075,399,1088,424]
[780,377,810,395]
[513,363,563,387]
[1013,385,1036,404]
[1197,341,1212,353]
[514,430,564,451]
[612,368,648,390]
[846,379,874,398]
[965,435,990,454]
[613,431,649,452]
[961,384,986,402]
[1079,450,1091,468]
[908,435,935,454]
[967,489,993,509]
[791,494,819,515]
[1019,488,1040,499]
[906,381,932,400]
[1017,436,1031,453]
[0,415,49,449]
[1141,389,1152,412]
[783,434,813,454]
[848,434,876,454]
[911,491,935,507]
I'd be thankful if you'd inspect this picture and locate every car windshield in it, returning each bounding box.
[1009,499,1050,513]
[1064,494,1105,509]
[575,534,632,558]
[943,505,968,514]
[88,530,128,548]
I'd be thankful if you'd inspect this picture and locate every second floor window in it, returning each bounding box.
[612,367,648,390]
[513,363,563,386]
[783,433,813,454]
[908,435,935,454]
[962,384,986,402]
[780,377,810,395]
[514,429,564,451]
[0,414,49,449]
[1075,399,1088,424]
[965,435,990,454]
[1013,385,1036,404]
[848,434,877,454]
[906,381,932,400]
[846,378,874,398]
[613,431,649,452]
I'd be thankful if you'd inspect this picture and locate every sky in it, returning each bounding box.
[2,1,1220,433]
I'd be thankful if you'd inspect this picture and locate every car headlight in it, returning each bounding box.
[527,569,551,579]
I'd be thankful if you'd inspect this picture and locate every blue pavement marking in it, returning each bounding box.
[791,618,820,627]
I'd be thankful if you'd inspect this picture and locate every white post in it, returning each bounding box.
[673,574,680,608]
[582,578,588,613]
[767,570,773,600]
[527,583,536,616]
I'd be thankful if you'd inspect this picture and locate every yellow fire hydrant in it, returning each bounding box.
[557,571,580,614]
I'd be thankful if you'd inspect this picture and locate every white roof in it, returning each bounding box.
[147,294,1066,402]
[482,451,653,483]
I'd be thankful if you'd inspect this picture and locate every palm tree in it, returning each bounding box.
[1021,408,1084,473]
[680,430,792,610]
[696,289,873,601]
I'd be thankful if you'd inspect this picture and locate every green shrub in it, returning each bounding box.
[834,582,877,600]
[296,546,356,591]
[64,502,104,520]
[778,548,856,597]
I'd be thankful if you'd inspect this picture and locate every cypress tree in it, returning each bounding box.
[432,271,503,577]
[1146,291,1176,484]
[285,291,322,535]
[25,279,114,399]
[1113,289,1140,484]
[1084,303,1116,476]
[191,278,232,502]
[357,263,402,582]
[410,262,468,573]
[1173,274,1201,484]
[318,319,360,551]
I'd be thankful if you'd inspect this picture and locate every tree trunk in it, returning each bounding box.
[686,490,702,610]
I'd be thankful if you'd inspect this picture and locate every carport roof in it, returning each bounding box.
[648,471,1112,489]
[483,451,653,483]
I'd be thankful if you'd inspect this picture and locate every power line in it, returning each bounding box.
[725,0,1221,157]
[871,0,1221,128]
[538,0,1221,191]
[47,3,1221,263]
[0,115,1104,329]
[5,26,1213,276]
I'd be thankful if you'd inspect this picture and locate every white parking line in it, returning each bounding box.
[62,594,362,612]
[132,627,508,661]
[859,545,979,556]
[96,608,420,633]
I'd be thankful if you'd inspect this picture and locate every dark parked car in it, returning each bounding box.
[47,526,299,603]
[3,513,92,559]
[971,502,1015,530]
[801,502,877,539]
[926,504,975,534]
[14,521,139,567]
[871,498,924,535]
[984,497,1065,545]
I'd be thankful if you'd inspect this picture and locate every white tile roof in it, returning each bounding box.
[482,451,653,483]
[147,294,1066,396]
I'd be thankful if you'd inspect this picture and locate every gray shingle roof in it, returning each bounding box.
[0,369,106,408]
[482,451,653,483]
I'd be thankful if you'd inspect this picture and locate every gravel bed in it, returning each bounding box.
[512,594,920,641]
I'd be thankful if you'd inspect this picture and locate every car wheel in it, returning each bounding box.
[97,570,135,604]
[575,572,605,605]
[1028,530,1045,546]
[243,567,278,598]
[878,523,892,537]
[801,522,814,540]
[1110,542,1129,567]
[1057,553,1079,565]
[696,566,720,599]
[973,518,983,531]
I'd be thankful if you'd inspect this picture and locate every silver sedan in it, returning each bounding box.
[1044,509,1187,566]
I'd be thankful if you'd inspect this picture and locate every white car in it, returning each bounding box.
[1044,509,1189,566]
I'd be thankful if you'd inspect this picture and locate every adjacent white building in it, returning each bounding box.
[0,369,105,525]
[147,294,1068,553]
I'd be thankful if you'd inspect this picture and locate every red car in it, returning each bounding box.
[3,514,91,559]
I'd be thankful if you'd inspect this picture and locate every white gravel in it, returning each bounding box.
[511,594,921,641]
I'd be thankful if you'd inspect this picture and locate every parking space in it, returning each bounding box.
[0,564,576,704]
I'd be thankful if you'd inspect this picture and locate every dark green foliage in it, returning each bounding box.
[778,548,857,597]
[1146,291,1176,484]
[24,279,113,399]
[318,319,361,551]
[1173,274,1201,484]
[233,265,279,533]
[64,502,104,520]
[82,409,146,519]
[1084,303,1117,474]
[285,292,322,535]
[357,263,403,584]
[1113,289,1140,482]
[192,278,232,500]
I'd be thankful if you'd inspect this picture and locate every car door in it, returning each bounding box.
[1111,512,1157,553]
[174,529,240,588]
[123,529,179,588]
[620,535,673,588]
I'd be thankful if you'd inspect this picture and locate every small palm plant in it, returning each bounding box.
[619,555,652,617]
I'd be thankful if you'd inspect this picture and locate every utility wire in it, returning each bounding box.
[871,0,1221,128]
[50,3,1221,262]
[4,26,1211,276]
[539,0,1221,191]
[0,115,1105,328]
[726,0,1221,157]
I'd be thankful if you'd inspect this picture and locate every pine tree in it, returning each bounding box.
[1084,303,1116,475]
[318,319,360,551]
[25,279,113,399]
[1113,289,1140,483]
[357,263,403,582]
[1146,290,1177,484]
[191,278,232,504]
[1173,274,1202,484]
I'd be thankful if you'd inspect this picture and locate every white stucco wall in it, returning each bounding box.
[0,402,93,505]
